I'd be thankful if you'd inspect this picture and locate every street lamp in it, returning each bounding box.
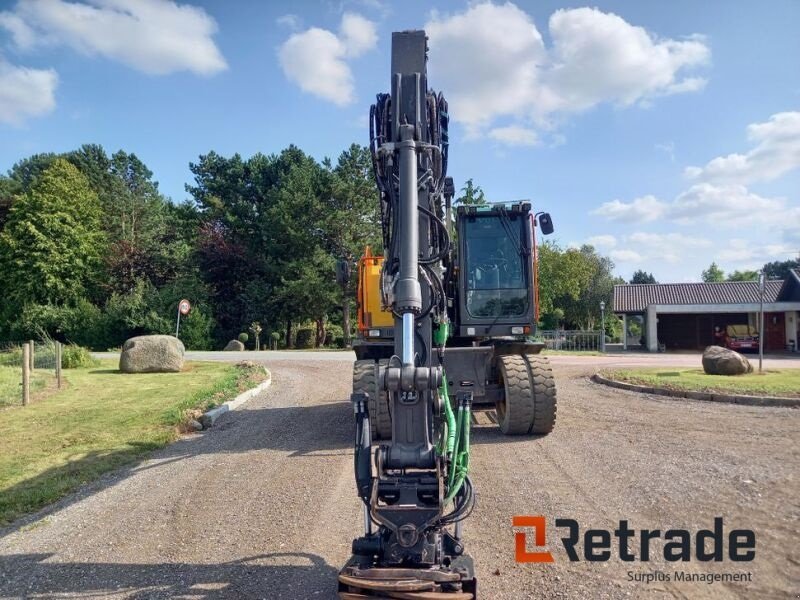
[600,301,606,353]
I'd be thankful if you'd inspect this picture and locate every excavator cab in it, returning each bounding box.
[456,203,544,337]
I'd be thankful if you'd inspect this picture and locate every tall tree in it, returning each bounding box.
[321,144,382,344]
[762,257,800,280]
[701,262,725,283]
[455,178,487,206]
[630,269,657,284]
[0,159,106,322]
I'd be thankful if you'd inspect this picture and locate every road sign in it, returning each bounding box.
[179,299,191,315]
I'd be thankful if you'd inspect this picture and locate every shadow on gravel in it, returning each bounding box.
[0,552,340,599]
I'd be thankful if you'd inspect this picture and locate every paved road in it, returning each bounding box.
[1,357,797,599]
[95,349,800,370]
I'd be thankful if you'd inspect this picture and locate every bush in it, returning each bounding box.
[62,344,97,369]
[295,327,315,349]
[238,332,249,344]
[324,324,344,346]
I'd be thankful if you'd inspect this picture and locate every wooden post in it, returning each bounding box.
[22,343,30,406]
[28,339,35,371]
[56,341,62,389]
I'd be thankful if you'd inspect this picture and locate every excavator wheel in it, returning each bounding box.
[524,354,557,434]
[496,354,557,435]
[353,359,392,440]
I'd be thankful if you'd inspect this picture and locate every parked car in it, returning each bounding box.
[724,324,759,352]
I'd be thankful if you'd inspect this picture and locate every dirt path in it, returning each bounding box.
[0,358,796,599]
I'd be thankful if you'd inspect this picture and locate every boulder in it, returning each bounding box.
[223,340,245,351]
[702,345,753,376]
[119,335,185,373]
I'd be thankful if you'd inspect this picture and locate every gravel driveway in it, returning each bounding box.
[0,356,796,599]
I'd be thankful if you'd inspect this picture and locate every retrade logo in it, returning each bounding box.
[512,516,554,563]
[513,517,755,563]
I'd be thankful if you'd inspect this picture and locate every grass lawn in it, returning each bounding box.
[603,367,800,398]
[0,359,267,526]
[0,365,50,409]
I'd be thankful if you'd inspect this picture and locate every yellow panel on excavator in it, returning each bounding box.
[357,248,394,331]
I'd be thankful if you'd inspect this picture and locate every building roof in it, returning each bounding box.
[777,268,800,302]
[613,280,785,313]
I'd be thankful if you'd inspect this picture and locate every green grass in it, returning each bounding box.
[603,367,800,398]
[0,365,49,408]
[0,359,267,526]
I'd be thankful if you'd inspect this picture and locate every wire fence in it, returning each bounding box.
[536,330,603,352]
[0,340,62,408]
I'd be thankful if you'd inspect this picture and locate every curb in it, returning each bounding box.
[200,370,272,428]
[591,373,800,408]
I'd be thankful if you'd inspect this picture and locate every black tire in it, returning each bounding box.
[352,359,392,441]
[496,355,535,435]
[524,354,557,435]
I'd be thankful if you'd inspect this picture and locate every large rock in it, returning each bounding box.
[119,335,185,373]
[702,345,753,376]
[223,340,245,351]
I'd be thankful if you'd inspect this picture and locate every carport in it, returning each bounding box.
[614,271,800,352]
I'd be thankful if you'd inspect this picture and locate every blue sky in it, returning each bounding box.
[1,0,798,282]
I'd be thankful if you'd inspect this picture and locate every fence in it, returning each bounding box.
[0,340,63,408]
[537,330,603,352]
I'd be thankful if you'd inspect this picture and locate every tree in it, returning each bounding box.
[701,262,725,283]
[727,270,759,282]
[0,159,106,325]
[630,270,657,284]
[455,178,487,206]
[762,257,800,280]
[321,144,382,345]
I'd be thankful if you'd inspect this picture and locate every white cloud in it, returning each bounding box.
[625,232,712,264]
[0,0,227,76]
[609,249,643,263]
[278,13,377,106]
[716,238,798,265]
[671,183,785,224]
[591,195,667,223]
[0,58,58,125]
[685,112,800,184]
[585,234,617,249]
[276,14,300,30]
[425,3,709,142]
[339,12,377,56]
[488,125,538,146]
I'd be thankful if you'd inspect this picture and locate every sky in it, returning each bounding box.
[0,0,798,282]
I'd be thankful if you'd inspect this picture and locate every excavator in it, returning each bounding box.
[338,30,556,599]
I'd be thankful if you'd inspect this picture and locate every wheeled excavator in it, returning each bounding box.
[338,31,557,599]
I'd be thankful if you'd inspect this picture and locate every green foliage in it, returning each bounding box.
[761,257,799,280]
[61,345,98,369]
[295,327,315,349]
[538,242,620,330]
[727,269,759,282]
[0,159,106,323]
[630,270,657,284]
[701,262,725,283]
[238,333,249,343]
[455,178,487,206]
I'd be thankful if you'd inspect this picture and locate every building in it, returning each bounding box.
[613,269,800,352]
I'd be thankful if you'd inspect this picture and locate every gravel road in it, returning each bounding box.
[1,356,797,599]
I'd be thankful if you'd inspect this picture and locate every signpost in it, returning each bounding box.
[758,272,765,373]
[176,299,191,339]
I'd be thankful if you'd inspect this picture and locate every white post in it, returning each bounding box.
[646,306,658,352]
[622,314,628,351]
[175,306,182,339]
